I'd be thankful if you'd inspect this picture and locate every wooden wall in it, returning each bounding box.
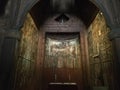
[36,14,89,90]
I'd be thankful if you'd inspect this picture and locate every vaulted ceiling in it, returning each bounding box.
[0,0,99,28]
[30,0,99,28]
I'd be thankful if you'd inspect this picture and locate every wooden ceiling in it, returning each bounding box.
[30,0,99,28]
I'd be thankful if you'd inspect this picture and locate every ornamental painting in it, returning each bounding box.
[44,35,81,68]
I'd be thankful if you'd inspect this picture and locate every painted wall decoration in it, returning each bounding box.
[13,13,38,90]
[45,35,81,69]
[88,12,114,89]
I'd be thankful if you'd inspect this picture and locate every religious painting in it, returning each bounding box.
[44,34,81,68]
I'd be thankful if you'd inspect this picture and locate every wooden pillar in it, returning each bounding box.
[109,28,120,90]
[0,29,20,90]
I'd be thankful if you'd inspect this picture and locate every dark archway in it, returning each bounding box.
[12,0,98,90]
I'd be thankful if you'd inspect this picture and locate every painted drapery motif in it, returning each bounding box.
[45,36,80,68]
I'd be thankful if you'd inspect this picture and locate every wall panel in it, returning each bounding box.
[88,12,114,90]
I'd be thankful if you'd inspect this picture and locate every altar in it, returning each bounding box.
[48,82,78,90]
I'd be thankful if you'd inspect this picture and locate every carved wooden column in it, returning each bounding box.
[0,28,21,90]
[109,28,120,90]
